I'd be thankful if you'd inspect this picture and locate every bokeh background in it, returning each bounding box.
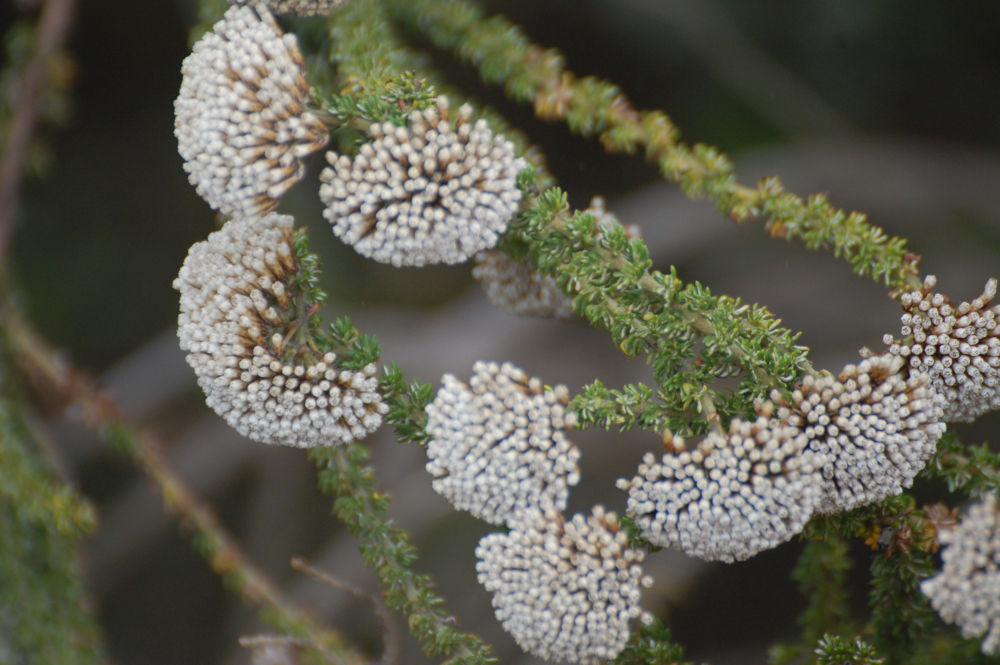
[6,0,1000,663]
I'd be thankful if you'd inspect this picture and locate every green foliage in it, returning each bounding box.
[514,184,811,434]
[612,620,694,665]
[302,0,439,127]
[793,537,854,648]
[310,443,497,665]
[384,0,922,290]
[380,363,434,447]
[813,634,885,665]
[292,226,328,309]
[869,547,937,663]
[0,362,101,664]
[922,430,1000,498]
[756,179,916,288]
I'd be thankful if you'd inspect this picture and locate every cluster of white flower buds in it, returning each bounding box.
[621,353,944,561]
[475,507,653,664]
[471,250,575,318]
[175,4,328,218]
[472,196,640,318]
[320,97,528,267]
[775,354,945,513]
[227,0,347,15]
[618,418,824,562]
[425,361,652,662]
[425,361,580,525]
[173,213,386,447]
[922,493,1000,655]
[885,275,1000,423]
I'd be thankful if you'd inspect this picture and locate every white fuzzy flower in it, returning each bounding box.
[471,250,575,318]
[778,354,945,513]
[319,97,528,267]
[476,506,653,664]
[425,361,580,525]
[173,213,386,447]
[922,494,1000,654]
[227,0,347,15]
[618,417,825,562]
[175,4,328,218]
[886,275,1000,422]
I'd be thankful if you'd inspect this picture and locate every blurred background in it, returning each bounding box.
[5,0,1000,663]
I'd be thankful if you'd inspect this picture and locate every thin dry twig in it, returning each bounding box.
[291,557,400,665]
[0,0,76,266]
[239,634,311,665]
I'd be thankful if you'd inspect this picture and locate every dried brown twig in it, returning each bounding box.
[2,301,366,664]
[0,0,76,266]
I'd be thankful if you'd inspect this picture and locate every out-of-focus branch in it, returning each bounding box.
[0,0,76,266]
[291,557,399,665]
[2,301,367,665]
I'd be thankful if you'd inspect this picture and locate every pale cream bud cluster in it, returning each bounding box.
[618,417,824,562]
[173,213,386,447]
[175,4,328,218]
[227,0,347,15]
[425,361,580,525]
[885,275,1000,422]
[319,97,528,267]
[471,250,575,318]
[921,493,1000,655]
[775,354,945,513]
[620,354,944,561]
[475,506,653,664]
[471,196,640,318]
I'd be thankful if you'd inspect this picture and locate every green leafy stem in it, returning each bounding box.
[382,0,922,290]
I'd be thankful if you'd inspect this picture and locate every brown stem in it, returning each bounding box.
[2,303,366,664]
[0,0,77,266]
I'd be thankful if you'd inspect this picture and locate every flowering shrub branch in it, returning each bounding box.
[3,0,1000,663]
[382,0,922,290]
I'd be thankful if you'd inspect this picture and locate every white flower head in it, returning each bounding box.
[618,417,825,562]
[886,275,1000,422]
[173,213,387,447]
[319,96,528,267]
[228,0,347,15]
[471,250,575,318]
[922,494,1000,654]
[778,354,945,514]
[476,506,653,664]
[425,361,580,525]
[175,4,328,218]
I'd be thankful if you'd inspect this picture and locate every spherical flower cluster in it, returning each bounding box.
[475,506,653,664]
[425,361,580,525]
[319,97,528,267]
[618,418,825,562]
[173,213,386,447]
[175,4,328,218]
[885,275,1000,422]
[227,0,347,15]
[921,493,1000,655]
[471,196,640,318]
[777,353,945,513]
[471,250,575,318]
